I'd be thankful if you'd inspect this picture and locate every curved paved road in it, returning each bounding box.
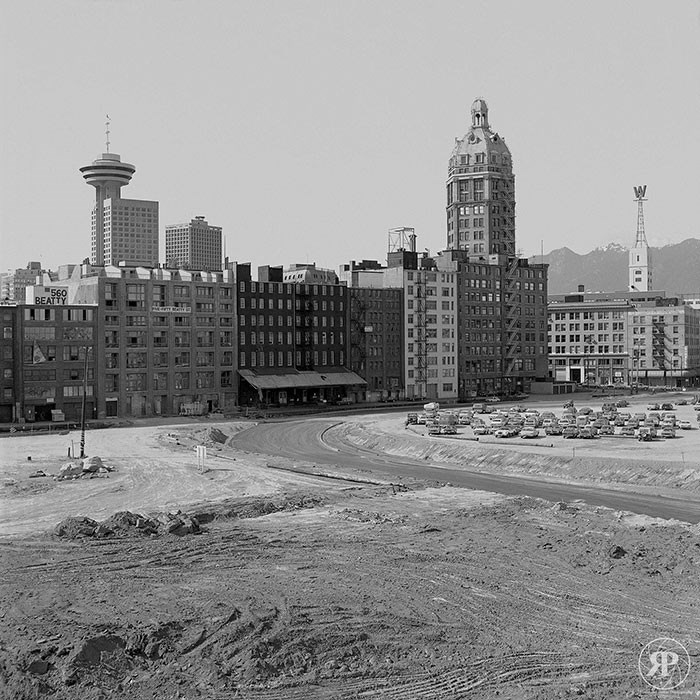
[232,419,700,523]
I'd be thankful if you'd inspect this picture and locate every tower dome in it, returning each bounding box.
[446,98,516,256]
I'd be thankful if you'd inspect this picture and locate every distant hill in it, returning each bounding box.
[531,238,700,296]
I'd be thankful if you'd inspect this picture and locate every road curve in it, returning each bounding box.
[232,419,700,524]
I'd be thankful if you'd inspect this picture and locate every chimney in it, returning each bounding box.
[577,284,585,293]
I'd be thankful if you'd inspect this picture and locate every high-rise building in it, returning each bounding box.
[446,99,515,256]
[80,152,159,267]
[165,216,222,271]
[0,262,43,301]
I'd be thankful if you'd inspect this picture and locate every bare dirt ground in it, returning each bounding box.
[1,403,699,698]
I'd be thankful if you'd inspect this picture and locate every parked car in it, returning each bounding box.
[519,427,539,439]
[660,427,676,439]
[598,425,614,435]
[678,420,692,430]
[620,426,636,436]
[578,427,598,439]
[661,403,675,411]
[473,425,492,435]
[615,399,629,408]
[495,428,516,438]
[406,412,419,425]
[485,396,501,403]
[563,426,579,439]
[545,424,563,436]
[647,403,660,411]
[458,414,473,426]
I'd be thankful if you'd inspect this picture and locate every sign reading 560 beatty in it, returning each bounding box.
[34,287,69,305]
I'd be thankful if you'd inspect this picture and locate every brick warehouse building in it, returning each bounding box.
[348,286,404,402]
[236,264,365,406]
[13,264,239,419]
[0,301,97,423]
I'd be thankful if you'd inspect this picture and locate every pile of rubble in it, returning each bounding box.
[54,509,201,540]
[54,456,115,481]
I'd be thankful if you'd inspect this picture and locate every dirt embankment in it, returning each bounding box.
[329,417,700,493]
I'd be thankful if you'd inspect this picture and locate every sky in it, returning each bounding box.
[2,0,699,273]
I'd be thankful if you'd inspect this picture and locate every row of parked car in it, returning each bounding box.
[407,397,699,442]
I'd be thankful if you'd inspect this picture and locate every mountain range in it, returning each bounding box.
[530,238,700,296]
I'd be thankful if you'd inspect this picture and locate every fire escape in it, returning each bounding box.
[349,295,368,378]
[296,286,314,370]
[652,316,667,376]
[502,256,521,394]
[414,272,428,399]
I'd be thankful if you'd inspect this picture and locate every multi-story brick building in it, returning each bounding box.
[348,286,404,401]
[548,289,700,388]
[236,264,365,406]
[436,251,549,397]
[27,264,239,418]
[0,297,98,423]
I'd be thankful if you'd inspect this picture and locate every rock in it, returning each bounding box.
[62,635,130,686]
[59,462,83,478]
[94,523,113,538]
[27,659,49,674]
[609,545,627,559]
[82,456,104,472]
[28,470,47,478]
[54,517,99,538]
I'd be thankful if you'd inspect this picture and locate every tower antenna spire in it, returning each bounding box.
[633,184,648,247]
[105,114,111,153]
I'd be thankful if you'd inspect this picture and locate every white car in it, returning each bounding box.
[678,420,692,430]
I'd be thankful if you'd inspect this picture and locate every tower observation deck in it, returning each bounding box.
[80,152,137,265]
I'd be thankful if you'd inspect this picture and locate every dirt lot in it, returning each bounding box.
[1,405,699,698]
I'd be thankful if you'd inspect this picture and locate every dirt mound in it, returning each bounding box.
[196,493,325,522]
[54,510,200,539]
[53,516,100,538]
[63,634,132,687]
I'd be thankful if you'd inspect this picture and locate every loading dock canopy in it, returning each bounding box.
[239,369,366,390]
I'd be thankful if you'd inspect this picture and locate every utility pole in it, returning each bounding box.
[79,346,90,458]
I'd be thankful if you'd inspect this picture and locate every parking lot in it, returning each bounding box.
[406,392,700,463]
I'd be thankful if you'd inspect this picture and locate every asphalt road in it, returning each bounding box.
[232,419,700,524]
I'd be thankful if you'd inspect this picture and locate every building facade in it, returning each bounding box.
[236,264,365,406]
[0,262,43,302]
[547,290,700,388]
[165,216,222,272]
[0,300,97,423]
[348,286,404,401]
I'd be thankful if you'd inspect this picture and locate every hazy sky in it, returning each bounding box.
[2,0,699,273]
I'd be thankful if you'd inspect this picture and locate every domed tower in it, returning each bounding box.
[446,99,515,256]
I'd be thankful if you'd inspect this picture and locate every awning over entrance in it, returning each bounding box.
[239,369,366,391]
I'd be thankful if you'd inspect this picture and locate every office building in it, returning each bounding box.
[165,216,222,272]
